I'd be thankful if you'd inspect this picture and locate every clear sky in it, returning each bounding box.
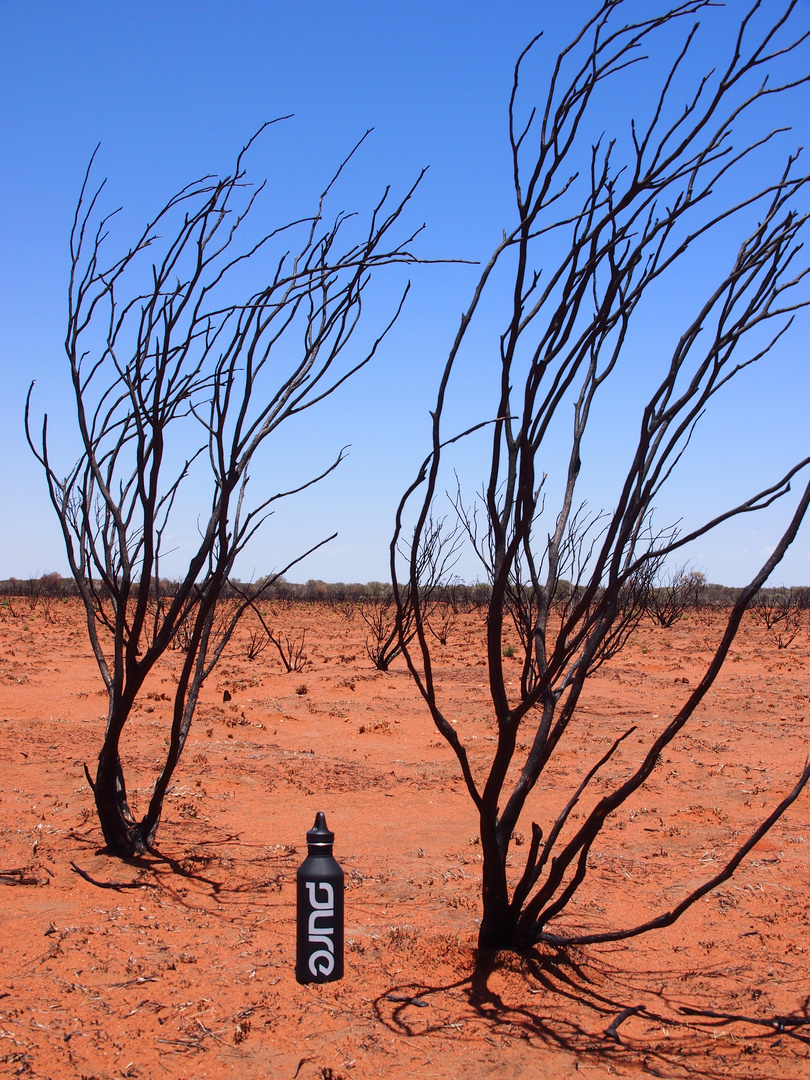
[2,0,809,588]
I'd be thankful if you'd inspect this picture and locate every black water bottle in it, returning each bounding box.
[296,812,344,983]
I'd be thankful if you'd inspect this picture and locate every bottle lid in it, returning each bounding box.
[306,811,334,845]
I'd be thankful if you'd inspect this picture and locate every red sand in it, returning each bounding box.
[1,598,809,1078]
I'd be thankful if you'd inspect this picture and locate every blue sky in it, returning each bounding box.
[2,0,809,587]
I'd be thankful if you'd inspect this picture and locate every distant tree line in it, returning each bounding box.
[1,571,808,614]
[0,572,78,600]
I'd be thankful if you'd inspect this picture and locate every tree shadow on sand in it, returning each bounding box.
[67,825,297,918]
[373,945,810,1079]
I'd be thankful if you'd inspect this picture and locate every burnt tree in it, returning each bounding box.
[394,1,810,950]
[28,123,424,856]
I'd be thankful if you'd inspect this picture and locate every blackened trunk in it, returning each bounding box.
[476,822,519,950]
[94,740,149,856]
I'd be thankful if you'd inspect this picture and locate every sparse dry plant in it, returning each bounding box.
[234,597,310,672]
[754,586,804,647]
[427,602,458,647]
[244,624,271,663]
[359,591,402,671]
[648,567,707,628]
[365,516,461,669]
[271,627,309,674]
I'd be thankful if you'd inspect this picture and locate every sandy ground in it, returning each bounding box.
[0,597,809,1079]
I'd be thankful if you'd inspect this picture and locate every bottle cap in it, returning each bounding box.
[306,811,334,846]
